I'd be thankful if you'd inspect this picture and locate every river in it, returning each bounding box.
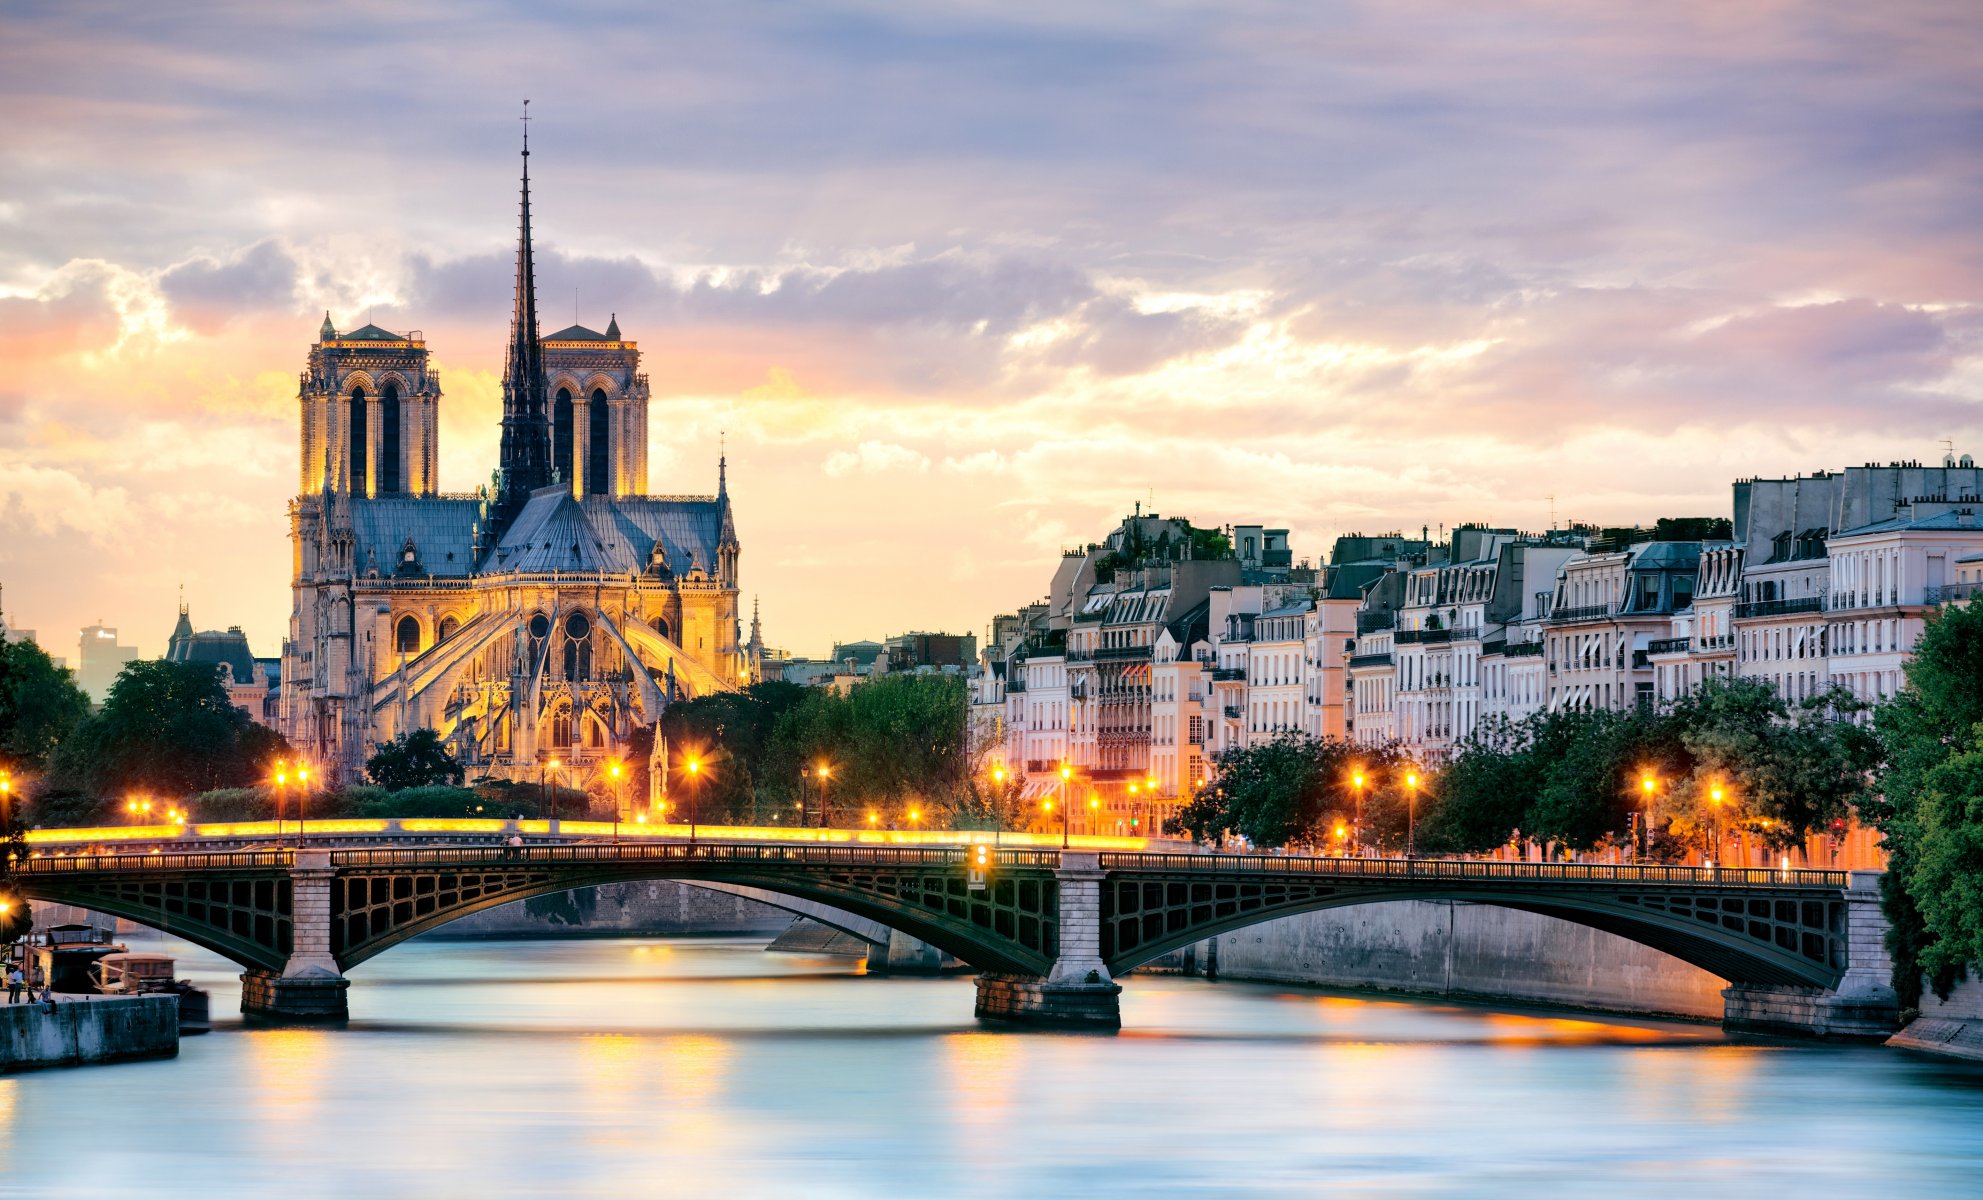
[2,933,1980,1197]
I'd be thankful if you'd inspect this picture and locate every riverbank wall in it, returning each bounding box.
[423,882,791,939]
[1890,975,1983,1061]
[1150,900,1729,1020]
[0,996,178,1072]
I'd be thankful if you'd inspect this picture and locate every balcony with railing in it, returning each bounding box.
[1356,611,1395,634]
[1549,604,1615,624]
[1646,637,1691,656]
[1093,644,1153,661]
[1211,667,1247,682]
[1347,652,1393,670]
[1929,581,1983,605]
[1734,595,1826,619]
[1501,641,1544,658]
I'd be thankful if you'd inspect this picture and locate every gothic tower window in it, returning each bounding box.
[554,388,574,484]
[349,386,368,493]
[380,383,402,493]
[395,615,420,654]
[587,388,610,494]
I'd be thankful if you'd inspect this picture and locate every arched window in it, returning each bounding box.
[588,389,610,494]
[437,616,460,642]
[395,615,420,654]
[349,386,368,492]
[553,388,574,485]
[380,383,401,493]
[563,612,593,680]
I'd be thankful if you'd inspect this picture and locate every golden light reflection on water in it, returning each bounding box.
[0,1077,15,1162]
[942,1031,1020,1135]
[245,1028,331,1124]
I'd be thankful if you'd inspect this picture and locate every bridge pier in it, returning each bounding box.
[974,852,1120,1029]
[1722,871,1898,1039]
[241,850,350,1024]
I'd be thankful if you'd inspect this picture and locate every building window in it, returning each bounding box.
[554,388,575,484]
[380,382,401,493]
[395,615,420,654]
[588,389,610,494]
[349,386,368,492]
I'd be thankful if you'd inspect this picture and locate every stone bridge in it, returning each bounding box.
[11,844,1897,1035]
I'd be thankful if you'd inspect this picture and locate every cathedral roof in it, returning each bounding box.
[340,323,408,342]
[346,497,483,578]
[543,324,611,342]
[483,487,725,576]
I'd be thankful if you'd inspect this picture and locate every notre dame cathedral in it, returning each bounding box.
[278,130,760,794]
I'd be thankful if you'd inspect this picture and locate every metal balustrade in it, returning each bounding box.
[17,850,292,874]
[1096,851,1848,889]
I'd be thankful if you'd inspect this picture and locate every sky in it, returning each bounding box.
[1,1,1980,661]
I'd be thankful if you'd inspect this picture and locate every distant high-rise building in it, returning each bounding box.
[78,621,138,702]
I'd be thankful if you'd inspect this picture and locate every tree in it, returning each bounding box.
[47,659,291,819]
[1172,734,1408,849]
[0,639,90,773]
[1869,600,1983,1006]
[366,729,465,790]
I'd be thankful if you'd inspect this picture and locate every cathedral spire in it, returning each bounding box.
[717,431,728,500]
[495,100,553,524]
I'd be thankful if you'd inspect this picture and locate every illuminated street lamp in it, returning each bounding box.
[1404,770,1420,859]
[685,756,702,843]
[610,761,625,844]
[295,765,311,848]
[1351,769,1367,857]
[272,764,289,848]
[1058,762,1073,850]
[1708,783,1726,866]
[1639,772,1658,862]
[990,763,1008,847]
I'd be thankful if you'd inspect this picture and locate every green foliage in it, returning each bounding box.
[366,729,465,790]
[1652,516,1734,541]
[1869,600,1983,1003]
[1172,734,1411,850]
[44,659,291,822]
[0,638,90,772]
[1420,716,1538,854]
[656,675,971,826]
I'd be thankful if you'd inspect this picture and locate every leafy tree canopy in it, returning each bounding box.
[0,639,90,773]
[46,659,289,820]
[367,728,465,791]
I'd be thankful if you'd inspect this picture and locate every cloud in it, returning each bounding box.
[821,440,931,477]
[159,241,300,334]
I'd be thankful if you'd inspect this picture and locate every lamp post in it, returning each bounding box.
[296,765,310,849]
[1058,763,1072,850]
[1351,770,1366,857]
[1708,784,1725,867]
[1405,770,1419,859]
[685,757,701,843]
[610,762,624,844]
[1639,772,1657,863]
[271,766,287,848]
[816,762,831,828]
[990,764,1007,848]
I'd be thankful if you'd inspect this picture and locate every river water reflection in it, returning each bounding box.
[4,934,1981,1197]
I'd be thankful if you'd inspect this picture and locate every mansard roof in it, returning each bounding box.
[165,626,258,686]
[543,324,611,342]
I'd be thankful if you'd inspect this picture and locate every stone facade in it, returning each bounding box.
[279,150,745,790]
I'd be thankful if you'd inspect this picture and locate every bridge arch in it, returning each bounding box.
[324,850,1060,977]
[1099,878,1846,989]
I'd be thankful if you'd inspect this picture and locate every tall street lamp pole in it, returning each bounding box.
[1640,773,1657,862]
[990,764,1007,848]
[1059,763,1072,850]
[1405,770,1419,859]
[1352,770,1366,858]
[610,762,624,844]
[296,765,310,849]
[686,757,702,843]
[272,766,288,850]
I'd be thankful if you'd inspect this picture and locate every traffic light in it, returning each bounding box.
[969,842,991,891]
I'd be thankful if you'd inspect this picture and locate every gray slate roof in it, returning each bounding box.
[347,497,482,577]
[484,487,724,575]
[544,324,609,342]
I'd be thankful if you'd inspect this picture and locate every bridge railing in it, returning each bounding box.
[1097,853,1850,889]
[15,850,294,875]
[329,842,1050,871]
